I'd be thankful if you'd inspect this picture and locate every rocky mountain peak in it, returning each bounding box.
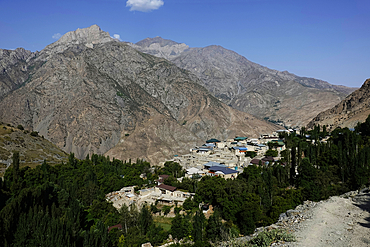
[130,37,189,60]
[135,36,181,48]
[55,24,113,45]
[39,25,115,59]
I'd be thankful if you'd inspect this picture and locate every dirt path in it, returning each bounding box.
[283,192,370,247]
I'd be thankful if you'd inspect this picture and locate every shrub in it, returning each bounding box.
[249,229,295,247]
[30,131,39,137]
[17,125,24,130]
[162,205,172,216]
[265,149,278,157]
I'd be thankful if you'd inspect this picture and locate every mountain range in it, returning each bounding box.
[0,25,278,164]
[129,37,356,127]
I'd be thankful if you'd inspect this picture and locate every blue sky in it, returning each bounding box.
[1,0,369,87]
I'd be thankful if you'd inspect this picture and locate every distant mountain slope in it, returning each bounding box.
[0,25,278,165]
[130,38,356,127]
[307,79,370,130]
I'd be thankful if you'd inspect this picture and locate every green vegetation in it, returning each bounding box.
[265,149,278,157]
[116,91,125,98]
[0,154,163,246]
[248,229,295,247]
[245,151,257,158]
[2,115,370,246]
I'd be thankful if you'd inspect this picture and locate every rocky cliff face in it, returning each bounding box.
[130,38,356,128]
[0,25,278,164]
[307,79,370,130]
[0,48,38,100]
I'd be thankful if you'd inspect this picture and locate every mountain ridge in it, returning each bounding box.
[130,36,356,127]
[0,25,279,164]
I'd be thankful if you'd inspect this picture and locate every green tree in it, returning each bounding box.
[139,205,153,235]
[192,210,206,243]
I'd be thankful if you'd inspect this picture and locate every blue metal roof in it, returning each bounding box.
[208,166,239,175]
[203,161,226,168]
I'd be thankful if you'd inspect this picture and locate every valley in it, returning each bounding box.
[0,25,369,247]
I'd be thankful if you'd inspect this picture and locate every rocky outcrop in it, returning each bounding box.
[0,25,278,164]
[307,78,370,130]
[131,38,356,128]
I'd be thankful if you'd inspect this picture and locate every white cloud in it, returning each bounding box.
[52,33,62,39]
[126,0,164,12]
[113,34,122,41]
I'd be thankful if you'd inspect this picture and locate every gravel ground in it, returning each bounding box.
[271,189,370,247]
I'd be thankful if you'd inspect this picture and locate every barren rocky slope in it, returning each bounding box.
[0,48,38,100]
[130,38,356,128]
[0,25,278,164]
[308,78,370,131]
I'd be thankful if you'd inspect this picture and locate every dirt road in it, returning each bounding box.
[283,192,370,247]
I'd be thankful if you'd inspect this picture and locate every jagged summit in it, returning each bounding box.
[38,25,115,59]
[56,24,113,45]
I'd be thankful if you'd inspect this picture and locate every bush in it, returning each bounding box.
[265,149,278,157]
[249,229,295,247]
[17,125,24,130]
[162,205,172,216]
[174,206,182,215]
[30,131,39,137]
[245,151,257,158]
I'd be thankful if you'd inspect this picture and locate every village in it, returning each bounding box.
[106,130,289,210]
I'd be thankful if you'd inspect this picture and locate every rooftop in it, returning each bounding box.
[157,184,177,192]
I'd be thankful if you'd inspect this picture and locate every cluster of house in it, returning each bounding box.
[106,131,287,209]
[169,132,286,174]
[106,176,195,209]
